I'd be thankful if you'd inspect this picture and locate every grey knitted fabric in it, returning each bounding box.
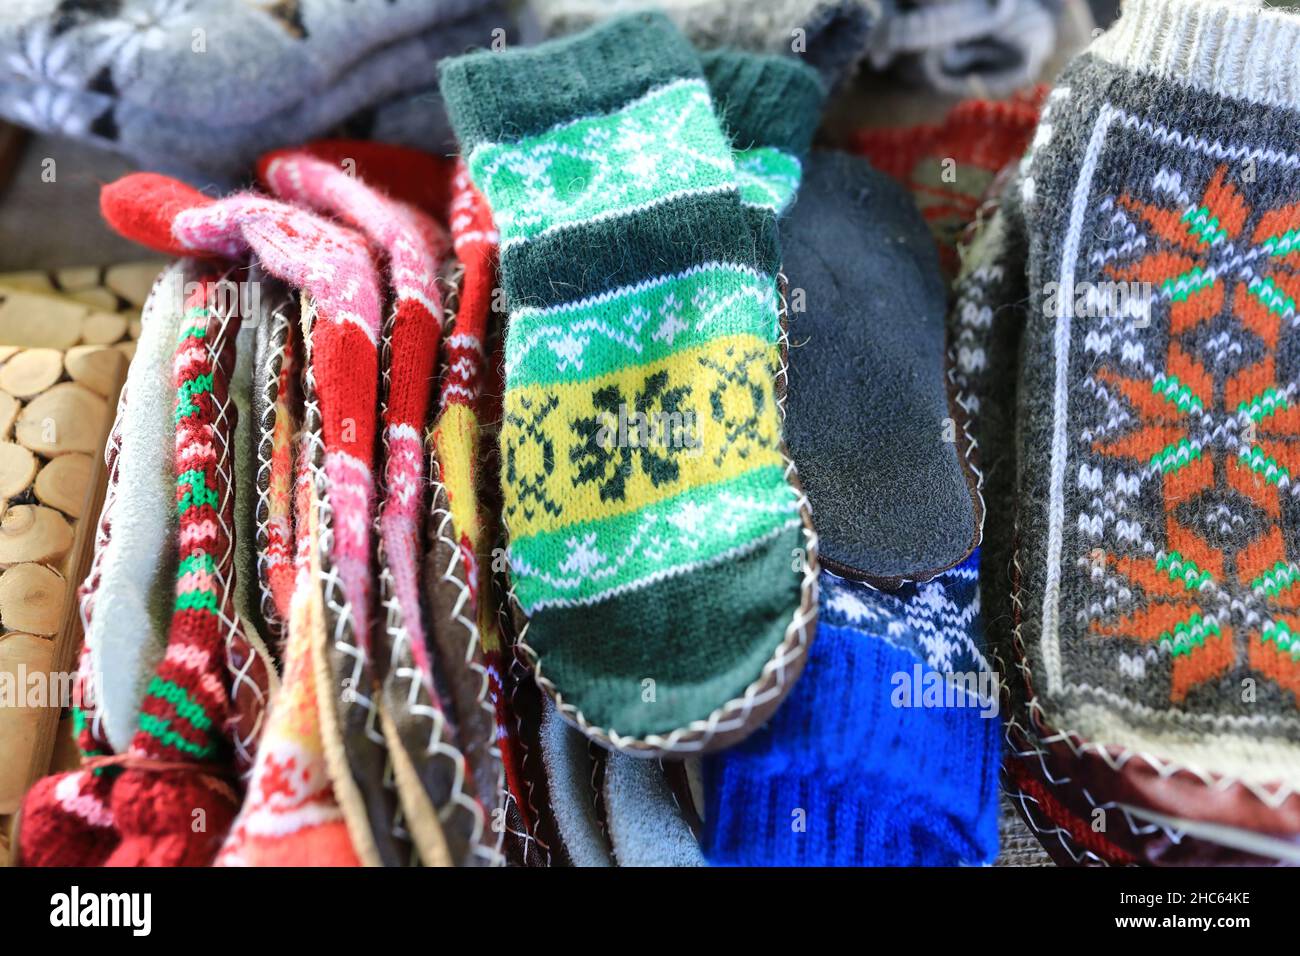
[962,0,1300,798]
[783,150,977,582]
[0,0,506,182]
[529,0,877,87]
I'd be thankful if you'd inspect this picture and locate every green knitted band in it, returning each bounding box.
[702,50,826,157]
[438,11,699,153]
[468,78,734,249]
[506,262,778,387]
[525,522,803,736]
[509,467,800,612]
[500,191,761,310]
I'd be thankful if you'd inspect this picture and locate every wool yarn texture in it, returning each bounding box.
[0,0,506,181]
[781,149,979,583]
[958,0,1300,858]
[702,553,1000,866]
[99,170,410,863]
[79,259,186,755]
[849,87,1045,277]
[439,11,819,753]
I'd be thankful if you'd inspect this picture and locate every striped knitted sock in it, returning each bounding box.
[103,274,245,866]
[440,11,818,753]
[703,553,1001,866]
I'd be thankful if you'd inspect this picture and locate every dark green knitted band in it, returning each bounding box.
[702,50,826,157]
[499,191,763,311]
[438,12,701,153]
[524,523,803,737]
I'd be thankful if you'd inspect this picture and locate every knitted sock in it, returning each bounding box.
[0,1,503,181]
[440,12,818,753]
[431,161,561,866]
[531,0,877,89]
[252,277,300,643]
[102,272,247,866]
[968,0,1300,851]
[78,259,185,755]
[258,141,503,866]
[849,88,1045,277]
[703,552,1001,866]
[101,172,401,864]
[781,150,979,583]
[216,432,361,867]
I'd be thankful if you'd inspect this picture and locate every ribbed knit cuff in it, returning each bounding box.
[1090,0,1300,112]
[438,11,701,152]
[701,50,826,155]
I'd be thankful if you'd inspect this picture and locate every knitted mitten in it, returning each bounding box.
[100,173,401,864]
[967,0,1300,855]
[849,88,1045,276]
[703,554,1001,866]
[440,12,818,754]
[103,273,247,866]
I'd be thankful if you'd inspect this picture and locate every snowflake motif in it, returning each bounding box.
[1090,163,1300,704]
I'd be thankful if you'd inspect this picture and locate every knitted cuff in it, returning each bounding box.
[1090,0,1300,110]
[701,50,826,156]
[438,11,701,153]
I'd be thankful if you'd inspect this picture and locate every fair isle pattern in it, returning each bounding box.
[467,78,736,249]
[735,146,801,214]
[510,469,800,611]
[505,262,778,384]
[1042,106,1300,739]
[821,553,991,677]
[441,15,820,750]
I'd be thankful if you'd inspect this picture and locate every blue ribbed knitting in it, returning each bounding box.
[702,550,1001,866]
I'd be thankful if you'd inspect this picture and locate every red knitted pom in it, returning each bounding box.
[99,172,216,254]
[104,774,237,867]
